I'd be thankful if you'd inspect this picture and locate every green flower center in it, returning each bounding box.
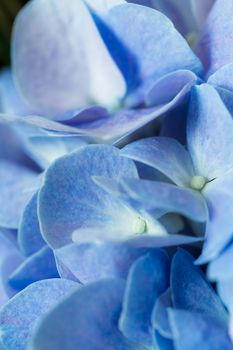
[190,175,206,191]
[132,216,147,235]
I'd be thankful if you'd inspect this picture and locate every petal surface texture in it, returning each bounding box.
[0,279,78,350]
[187,84,233,180]
[12,0,126,115]
[119,251,170,348]
[39,145,139,248]
[30,279,145,350]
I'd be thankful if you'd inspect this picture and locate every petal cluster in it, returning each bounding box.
[0,0,233,349]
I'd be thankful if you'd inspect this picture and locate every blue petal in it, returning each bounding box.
[152,288,172,338]
[187,84,233,179]
[199,169,233,263]
[153,331,174,350]
[190,0,215,29]
[122,136,194,186]
[30,279,144,350]
[217,280,233,341]
[0,279,79,350]
[0,82,192,143]
[12,0,126,115]
[119,251,170,348]
[0,160,38,228]
[102,3,202,92]
[171,249,228,325]
[22,134,87,169]
[84,0,125,15]
[39,145,139,248]
[1,251,24,298]
[18,192,45,256]
[0,69,35,115]
[55,242,157,284]
[216,87,233,116]
[144,70,199,108]
[218,280,233,312]
[8,247,59,291]
[127,234,203,248]
[131,0,197,36]
[208,242,233,281]
[0,231,19,305]
[97,177,207,222]
[197,0,233,76]
[208,62,233,93]
[169,309,232,350]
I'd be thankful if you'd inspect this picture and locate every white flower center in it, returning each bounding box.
[190,175,206,191]
[132,216,147,235]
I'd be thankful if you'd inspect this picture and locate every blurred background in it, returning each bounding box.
[0,0,27,67]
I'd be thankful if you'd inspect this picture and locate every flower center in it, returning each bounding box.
[186,32,197,47]
[132,216,147,235]
[190,175,206,191]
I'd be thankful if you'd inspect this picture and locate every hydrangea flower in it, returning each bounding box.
[0,1,233,349]
[1,0,233,147]
[0,248,231,350]
[0,0,202,143]
[117,83,233,265]
[37,143,203,250]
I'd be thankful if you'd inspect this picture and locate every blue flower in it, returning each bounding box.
[117,84,233,264]
[37,143,202,250]
[0,0,202,143]
[0,0,232,146]
[0,248,230,350]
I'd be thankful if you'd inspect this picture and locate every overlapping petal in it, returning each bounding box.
[169,309,232,350]
[187,84,233,179]
[18,192,44,256]
[39,145,139,248]
[30,279,144,350]
[199,170,233,263]
[197,0,233,76]
[0,160,38,228]
[119,251,169,348]
[12,0,126,115]
[171,249,228,324]
[122,136,194,186]
[0,279,79,350]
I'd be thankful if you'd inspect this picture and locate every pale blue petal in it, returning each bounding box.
[199,170,233,263]
[0,81,192,143]
[187,84,233,179]
[152,288,172,338]
[169,309,232,350]
[55,242,156,284]
[1,250,23,298]
[190,0,215,29]
[208,242,233,281]
[102,3,202,92]
[39,145,138,248]
[171,249,228,324]
[0,279,79,350]
[96,177,207,222]
[0,160,38,228]
[22,135,87,169]
[12,0,126,115]
[122,137,194,186]
[144,70,199,108]
[8,247,59,291]
[30,279,144,350]
[196,0,233,76]
[119,252,169,348]
[208,62,233,93]
[18,192,45,257]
